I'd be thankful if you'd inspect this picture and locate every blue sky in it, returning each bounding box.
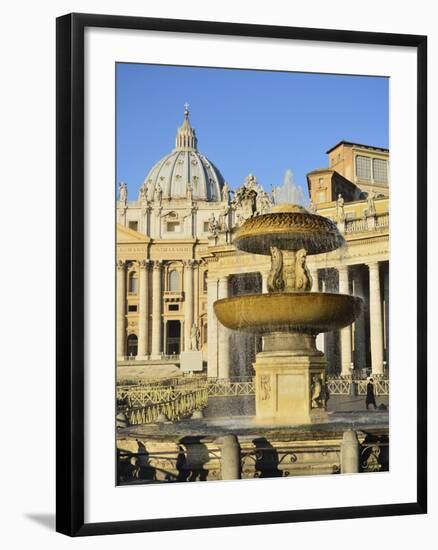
[116,63,388,200]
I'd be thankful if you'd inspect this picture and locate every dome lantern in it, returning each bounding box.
[175,103,198,151]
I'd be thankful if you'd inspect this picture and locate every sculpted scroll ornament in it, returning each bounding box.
[295,248,312,291]
[267,246,284,293]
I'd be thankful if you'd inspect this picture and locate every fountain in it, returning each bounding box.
[214,203,363,425]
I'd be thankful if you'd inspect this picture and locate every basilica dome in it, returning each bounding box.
[141,106,225,202]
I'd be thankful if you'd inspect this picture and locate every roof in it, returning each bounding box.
[326,140,389,154]
[306,169,361,194]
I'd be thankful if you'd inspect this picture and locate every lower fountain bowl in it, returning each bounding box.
[214,292,362,334]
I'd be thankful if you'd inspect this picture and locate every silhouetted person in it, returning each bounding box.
[323,381,330,407]
[253,437,282,478]
[179,437,209,482]
[176,445,190,482]
[135,439,156,481]
[366,378,377,410]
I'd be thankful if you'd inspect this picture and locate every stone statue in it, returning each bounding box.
[336,193,345,221]
[245,173,257,189]
[145,179,153,199]
[221,182,230,203]
[259,192,271,214]
[311,375,322,408]
[139,183,147,204]
[208,212,219,236]
[190,323,200,351]
[367,189,376,217]
[295,248,312,291]
[118,182,127,203]
[240,187,258,219]
[154,182,162,205]
[308,199,317,214]
[267,246,285,293]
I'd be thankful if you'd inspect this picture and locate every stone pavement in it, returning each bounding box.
[203,394,389,418]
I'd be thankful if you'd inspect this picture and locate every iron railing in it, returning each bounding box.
[119,386,208,425]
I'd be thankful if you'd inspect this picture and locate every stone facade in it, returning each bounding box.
[116,111,389,379]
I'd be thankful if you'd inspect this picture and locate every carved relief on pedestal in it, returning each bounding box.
[259,375,271,401]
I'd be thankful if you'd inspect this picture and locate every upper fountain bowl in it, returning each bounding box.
[234,203,345,255]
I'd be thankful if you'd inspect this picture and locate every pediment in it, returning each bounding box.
[116,224,150,243]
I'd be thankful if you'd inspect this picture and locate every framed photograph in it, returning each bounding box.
[56,13,427,536]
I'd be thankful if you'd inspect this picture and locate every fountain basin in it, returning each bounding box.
[234,206,345,255]
[214,292,362,334]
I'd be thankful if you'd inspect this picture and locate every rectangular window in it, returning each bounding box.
[168,304,179,311]
[203,221,210,233]
[166,221,180,232]
[373,158,388,183]
[128,305,138,312]
[355,155,371,180]
[128,221,138,231]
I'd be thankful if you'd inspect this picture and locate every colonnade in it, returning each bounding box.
[309,261,387,376]
[116,259,199,360]
[117,258,388,378]
[207,276,231,378]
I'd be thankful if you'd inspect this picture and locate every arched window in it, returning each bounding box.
[128,272,138,294]
[127,334,138,357]
[168,269,180,292]
[203,271,208,292]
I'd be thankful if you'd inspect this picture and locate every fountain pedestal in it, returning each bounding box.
[254,332,327,424]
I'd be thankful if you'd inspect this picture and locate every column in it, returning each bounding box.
[207,277,218,378]
[383,261,389,370]
[218,277,230,379]
[184,260,194,351]
[352,268,367,372]
[163,319,168,356]
[153,208,162,238]
[309,267,324,352]
[116,260,126,360]
[151,261,162,358]
[368,262,384,375]
[319,275,327,354]
[137,260,149,359]
[262,272,268,294]
[309,267,319,292]
[338,265,352,376]
[193,261,199,327]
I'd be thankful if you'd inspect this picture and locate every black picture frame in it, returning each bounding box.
[56,12,427,537]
